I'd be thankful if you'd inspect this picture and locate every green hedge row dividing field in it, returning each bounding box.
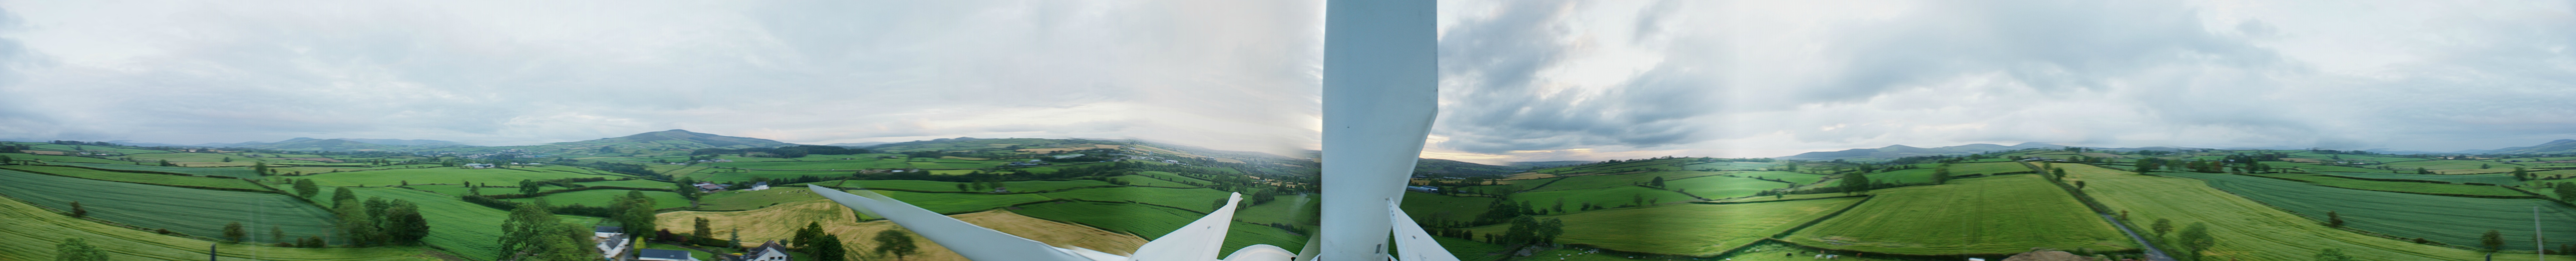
[1,165,270,191]
[1659,175,1790,199]
[2164,171,2576,248]
[1784,175,2133,255]
[296,167,605,187]
[0,169,341,244]
[51,162,261,178]
[1472,197,1863,256]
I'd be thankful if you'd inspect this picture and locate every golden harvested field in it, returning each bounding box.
[657,200,1148,261]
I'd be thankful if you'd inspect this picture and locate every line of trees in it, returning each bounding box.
[328,187,432,247]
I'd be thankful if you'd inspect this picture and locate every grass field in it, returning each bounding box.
[2,153,135,164]
[2064,164,2557,261]
[695,187,827,210]
[1136,171,1212,185]
[2164,171,2576,248]
[1784,175,2133,255]
[1039,187,1234,213]
[1,165,270,191]
[1233,194,1315,228]
[297,167,605,187]
[1475,197,1863,256]
[0,169,343,244]
[2382,160,2521,170]
[1724,171,1824,185]
[872,190,1053,214]
[502,189,690,209]
[1505,186,1697,209]
[575,179,675,188]
[2271,162,2404,173]
[1112,175,1201,188]
[696,170,854,182]
[1658,175,1790,199]
[2251,173,2530,197]
[344,187,599,261]
[1528,171,1727,192]
[1400,192,1499,224]
[1014,201,1202,239]
[51,162,262,178]
[702,159,912,170]
[0,188,436,261]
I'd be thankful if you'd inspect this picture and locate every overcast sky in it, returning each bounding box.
[1,1,2570,163]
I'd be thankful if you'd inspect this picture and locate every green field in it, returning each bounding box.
[1784,175,2133,255]
[344,187,599,261]
[872,190,1052,214]
[575,179,677,188]
[1013,201,1202,238]
[1,165,270,191]
[1400,192,1499,224]
[2271,162,2402,173]
[1476,197,1863,256]
[701,159,911,170]
[1864,162,2035,184]
[1039,187,1234,213]
[2251,174,2529,197]
[1723,171,1824,185]
[2165,171,2576,248]
[2,153,135,164]
[2065,164,2542,261]
[2382,160,2520,170]
[1233,194,1315,228]
[1658,175,1790,199]
[695,187,827,210]
[1112,174,1201,188]
[503,189,690,209]
[1136,171,1212,186]
[1505,186,1697,209]
[1528,171,1727,192]
[0,169,342,243]
[695,170,853,182]
[0,188,435,261]
[50,162,262,178]
[297,167,605,187]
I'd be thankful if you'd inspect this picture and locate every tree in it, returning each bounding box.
[2050,168,2067,180]
[381,200,431,246]
[331,187,357,205]
[1535,218,1565,244]
[498,200,589,261]
[2178,222,2214,261]
[1649,176,1666,188]
[871,229,917,261]
[693,217,712,240]
[2484,229,2506,252]
[2326,210,2344,228]
[2514,167,2533,181]
[1932,163,1953,184]
[334,198,379,247]
[223,221,246,244]
[519,180,543,195]
[252,162,269,176]
[271,226,286,242]
[673,178,705,207]
[55,237,107,261]
[294,179,320,198]
[792,222,825,249]
[2151,218,2172,236]
[68,201,85,218]
[615,191,658,236]
[955,183,969,192]
[2314,248,2353,261]
[1839,172,1872,195]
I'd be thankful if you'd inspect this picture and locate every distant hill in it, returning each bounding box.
[555,129,797,149]
[233,138,473,151]
[1778,142,2072,161]
[1414,158,1524,177]
[1509,161,1593,168]
[2474,139,2576,155]
[337,138,467,146]
[866,137,1121,152]
[824,141,893,147]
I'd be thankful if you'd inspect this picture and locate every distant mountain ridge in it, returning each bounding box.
[2472,139,2576,155]
[554,129,796,149]
[1778,142,2074,160]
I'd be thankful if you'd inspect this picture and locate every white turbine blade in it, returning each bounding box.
[1318,0,1439,259]
[806,185,1100,261]
[1387,201,1460,261]
[1131,192,1244,261]
[1219,244,1297,261]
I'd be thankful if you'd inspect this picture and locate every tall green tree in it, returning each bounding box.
[381,200,431,246]
[252,162,269,176]
[1648,176,1666,188]
[223,222,246,244]
[1932,163,1953,184]
[614,191,658,236]
[2483,229,2505,252]
[870,229,914,261]
[331,187,357,205]
[334,198,379,247]
[2152,218,2173,236]
[792,222,824,249]
[294,179,320,198]
[497,200,582,260]
[54,238,107,261]
[693,217,712,240]
[519,180,542,195]
[2178,222,2214,261]
[1838,172,1872,195]
[674,178,705,207]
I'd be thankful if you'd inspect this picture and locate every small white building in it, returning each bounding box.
[745,182,770,191]
[592,226,630,261]
[739,241,790,261]
[695,182,727,192]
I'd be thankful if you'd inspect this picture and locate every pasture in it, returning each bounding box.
[296,167,604,187]
[0,169,342,244]
[695,187,827,211]
[51,162,261,178]
[2380,160,2513,170]
[1399,192,1499,224]
[344,187,599,261]
[0,190,435,261]
[2065,164,2550,261]
[2166,171,2576,248]
[1478,197,1863,256]
[1657,175,1790,199]
[657,200,1150,261]
[1505,186,1697,209]
[2,153,134,164]
[1112,174,1201,188]
[1784,175,2133,255]
[1013,201,1201,239]
[871,190,1052,214]
[1233,193,1316,228]
[502,189,690,209]
[1723,171,1823,185]
[1527,171,1727,192]
[1,165,270,191]
[1039,187,1234,213]
[2250,174,2528,197]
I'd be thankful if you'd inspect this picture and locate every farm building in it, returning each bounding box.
[733,241,790,261]
[637,249,696,261]
[694,182,727,192]
[593,226,631,261]
[745,182,770,191]
[1404,186,1438,193]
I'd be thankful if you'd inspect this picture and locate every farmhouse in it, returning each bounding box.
[732,241,790,261]
[745,181,770,191]
[637,249,697,261]
[463,163,495,169]
[593,226,632,261]
[1404,186,1438,193]
[694,182,727,192]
